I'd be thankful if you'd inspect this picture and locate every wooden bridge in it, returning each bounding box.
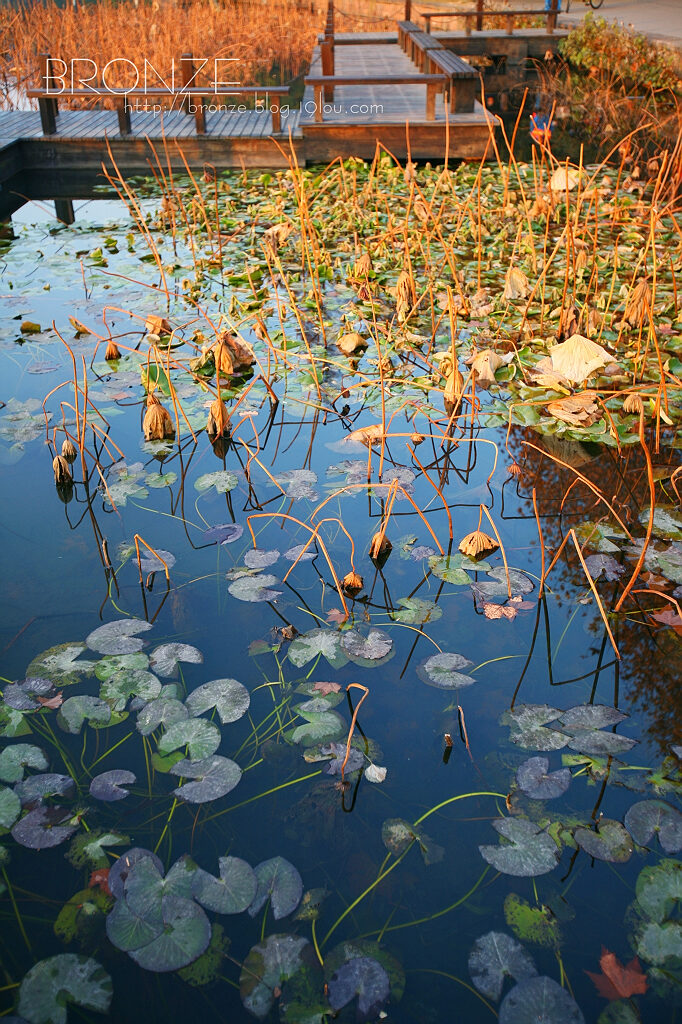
[0,1,567,218]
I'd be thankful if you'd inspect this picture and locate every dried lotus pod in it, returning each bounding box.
[410,432,425,446]
[143,402,174,441]
[337,332,367,356]
[458,530,498,560]
[624,279,651,328]
[145,315,172,336]
[342,571,364,595]
[368,532,392,564]
[622,393,644,415]
[353,252,373,278]
[105,339,121,360]
[503,266,530,301]
[61,438,78,463]
[207,397,229,437]
[217,330,255,370]
[395,269,416,320]
[53,454,72,485]
[444,368,464,407]
[214,340,234,375]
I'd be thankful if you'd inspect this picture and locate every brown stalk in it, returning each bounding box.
[341,683,369,783]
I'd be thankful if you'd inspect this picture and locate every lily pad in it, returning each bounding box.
[390,597,442,624]
[499,976,584,1024]
[479,819,560,877]
[170,755,242,803]
[14,774,75,805]
[149,644,203,677]
[428,554,472,585]
[12,806,77,849]
[240,934,309,1019]
[58,696,111,734]
[244,548,280,569]
[315,742,364,777]
[290,710,346,746]
[277,469,318,500]
[328,956,390,1017]
[0,744,48,783]
[108,847,164,901]
[636,922,682,965]
[128,896,211,972]
[0,786,21,829]
[228,574,282,603]
[158,718,221,760]
[195,470,239,493]
[99,669,161,711]
[340,628,392,664]
[503,705,567,752]
[3,678,56,711]
[94,654,148,681]
[574,820,633,862]
[192,856,257,914]
[584,554,624,581]
[381,818,443,865]
[203,523,244,545]
[624,800,682,853]
[516,758,571,800]
[86,619,153,656]
[185,678,250,724]
[468,931,538,1001]
[136,697,188,735]
[248,856,303,920]
[26,644,97,687]
[288,629,348,670]
[90,770,136,802]
[636,859,682,922]
[417,652,475,689]
[18,954,112,1024]
[472,568,534,601]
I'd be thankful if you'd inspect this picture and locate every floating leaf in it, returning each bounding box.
[504,893,561,948]
[636,923,682,966]
[340,628,392,664]
[86,619,153,656]
[158,718,221,760]
[203,523,244,545]
[108,848,163,901]
[472,568,534,601]
[3,678,57,711]
[240,934,308,1019]
[428,554,472,585]
[244,548,280,569]
[192,856,257,914]
[58,696,111,734]
[556,705,627,730]
[290,710,346,746]
[185,678,250,725]
[195,471,239,494]
[95,654,148,681]
[90,770,136,802]
[479,819,560,877]
[313,742,363,777]
[516,758,571,800]
[105,895,163,953]
[0,744,48,783]
[390,597,442,624]
[499,975,584,1024]
[248,857,303,920]
[468,931,538,1001]
[584,555,624,582]
[18,954,112,1024]
[67,831,129,869]
[574,820,633,863]
[149,644,203,678]
[328,956,390,1017]
[170,755,241,803]
[381,818,443,864]
[636,859,682,922]
[138,548,175,574]
[365,764,387,784]
[12,806,77,850]
[99,669,161,711]
[625,801,682,853]
[288,630,347,670]
[14,774,74,806]
[417,652,475,689]
[283,543,316,563]
[26,644,96,686]
[136,697,188,736]
[0,786,21,829]
[503,705,567,752]
[228,574,282,603]
[128,897,211,972]
[586,948,648,1000]
[276,469,318,500]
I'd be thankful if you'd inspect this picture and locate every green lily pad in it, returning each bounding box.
[128,896,211,973]
[0,786,21,829]
[0,743,48,783]
[18,954,112,1024]
[643,507,682,541]
[288,629,348,670]
[86,619,153,656]
[136,697,188,736]
[290,709,346,746]
[248,856,303,920]
[67,831,129,869]
[228,574,282,603]
[428,554,472,584]
[381,818,443,865]
[636,921,682,966]
[192,856,257,914]
[99,669,161,711]
[516,758,571,800]
[636,859,682,922]
[574,820,633,863]
[158,718,221,760]
[624,801,682,853]
[417,652,475,689]
[468,931,537,1001]
[170,755,241,803]
[94,653,148,681]
[390,597,443,624]
[504,893,562,948]
[340,628,392,664]
[499,975,584,1024]
[480,819,560,877]
[195,471,239,494]
[58,696,112,734]
[90,770,136,802]
[240,933,309,1019]
[503,705,567,752]
[185,678,250,724]
[25,643,97,686]
[328,956,390,1017]
[149,643,203,677]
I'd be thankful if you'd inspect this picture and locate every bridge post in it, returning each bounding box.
[181,53,194,113]
[547,0,558,34]
[38,53,59,135]
[476,0,483,31]
[322,0,334,102]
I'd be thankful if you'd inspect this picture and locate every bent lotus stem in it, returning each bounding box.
[479,504,512,600]
[341,683,369,783]
[134,534,170,585]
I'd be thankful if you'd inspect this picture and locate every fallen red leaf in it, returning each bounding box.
[89,868,111,896]
[313,682,341,695]
[36,692,63,709]
[652,608,682,635]
[326,608,347,624]
[586,948,648,1000]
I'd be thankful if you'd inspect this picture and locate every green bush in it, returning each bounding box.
[559,15,679,93]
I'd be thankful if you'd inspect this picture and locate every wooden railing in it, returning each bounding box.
[304,72,447,122]
[30,53,289,135]
[421,0,560,35]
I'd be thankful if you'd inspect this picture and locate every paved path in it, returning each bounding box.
[557,0,682,48]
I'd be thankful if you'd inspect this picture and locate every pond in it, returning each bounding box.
[0,151,681,1024]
